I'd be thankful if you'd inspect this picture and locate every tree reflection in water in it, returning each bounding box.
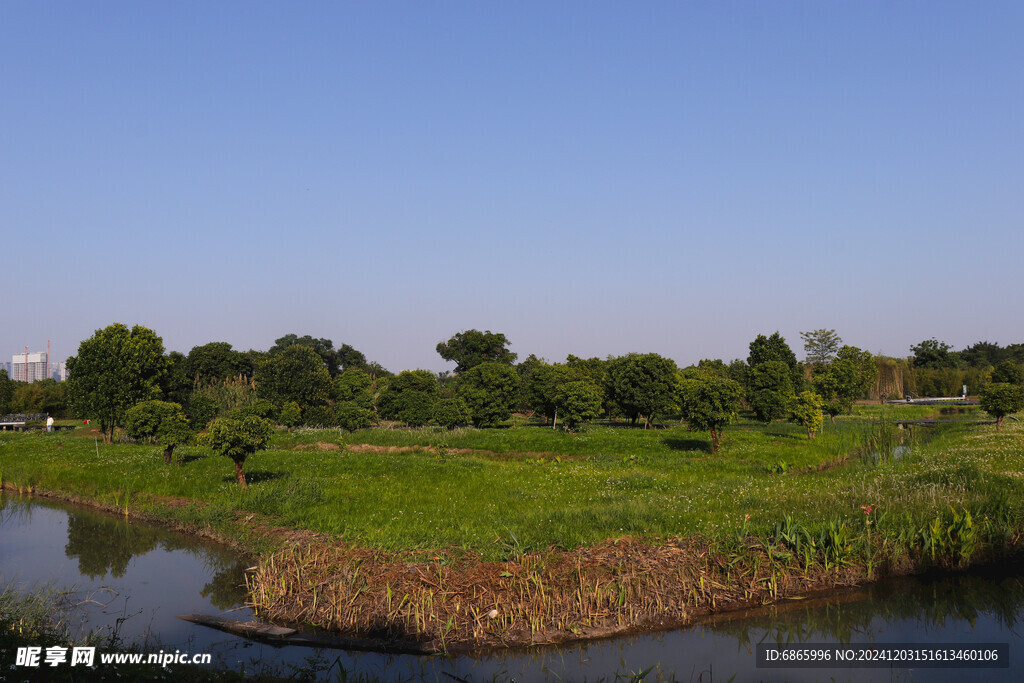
[58,505,249,609]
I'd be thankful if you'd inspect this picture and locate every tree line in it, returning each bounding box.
[3,323,1020,487]
[4,324,1023,450]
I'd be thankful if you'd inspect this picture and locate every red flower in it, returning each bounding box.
[861,505,873,515]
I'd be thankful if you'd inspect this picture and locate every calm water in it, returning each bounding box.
[2,493,1021,681]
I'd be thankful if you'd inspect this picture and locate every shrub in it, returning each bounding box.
[433,397,471,429]
[335,402,375,432]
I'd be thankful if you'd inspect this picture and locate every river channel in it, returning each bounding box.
[1,493,1021,681]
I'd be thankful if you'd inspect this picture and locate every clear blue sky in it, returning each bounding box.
[3,1,1022,372]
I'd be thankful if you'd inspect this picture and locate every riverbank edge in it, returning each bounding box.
[4,480,1020,655]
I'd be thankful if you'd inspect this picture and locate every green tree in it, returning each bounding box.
[677,375,743,453]
[979,383,1024,433]
[205,416,273,488]
[605,353,677,428]
[186,392,218,430]
[553,380,602,430]
[911,338,955,370]
[814,346,877,420]
[457,362,520,427]
[813,360,855,423]
[990,360,1024,386]
[378,370,437,427]
[9,379,69,417]
[748,332,799,369]
[433,397,471,429]
[959,341,1008,368]
[515,354,546,414]
[747,360,794,423]
[526,362,573,423]
[66,323,169,443]
[748,331,804,392]
[303,405,335,427]
[161,351,192,407]
[0,369,14,415]
[790,391,824,440]
[184,342,255,382]
[436,330,517,373]
[279,401,302,431]
[333,368,374,410]
[335,402,375,432]
[800,329,842,367]
[256,345,333,412]
[123,400,192,464]
[229,398,277,421]
[268,334,340,376]
[336,344,368,372]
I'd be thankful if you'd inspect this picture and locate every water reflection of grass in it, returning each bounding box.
[707,571,1024,648]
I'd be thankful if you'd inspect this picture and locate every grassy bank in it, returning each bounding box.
[1,408,1022,651]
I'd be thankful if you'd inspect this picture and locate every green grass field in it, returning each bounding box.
[1,406,1018,561]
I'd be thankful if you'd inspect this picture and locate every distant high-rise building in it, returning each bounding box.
[51,362,67,382]
[11,351,50,383]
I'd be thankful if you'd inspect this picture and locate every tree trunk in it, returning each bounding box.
[234,458,248,488]
[996,416,1003,433]
[710,428,719,453]
[552,407,557,430]
[163,445,174,464]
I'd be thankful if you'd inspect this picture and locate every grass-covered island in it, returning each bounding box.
[1,405,1022,654]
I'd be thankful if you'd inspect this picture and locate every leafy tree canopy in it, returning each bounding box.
[457,362,520,427]
[8,379,69,417]
[336,344,368,372]
[333,368,375,410]
[433,397,471,430]
[269,334,340,377]
[279,401,302,430]
[256,345,333,410]
[678,375,742,453]
[437,330,517,373]
[748,332,799,370]
[67,323,169,442]
[377,370,437,426]
[184,342,255,382]
[335,402,375,432]
[790,391,825,440]
[526,362,592,422]
[911,338,956,370]
[800,329,842,366]
[990,360,1024,386]
[979,383,1024,433]
[605,353,677,428]
[553,380,602,430]
[0,369,14,415]
[123,400,192,463]
[746,360,794,423]
[205,416,273,488]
